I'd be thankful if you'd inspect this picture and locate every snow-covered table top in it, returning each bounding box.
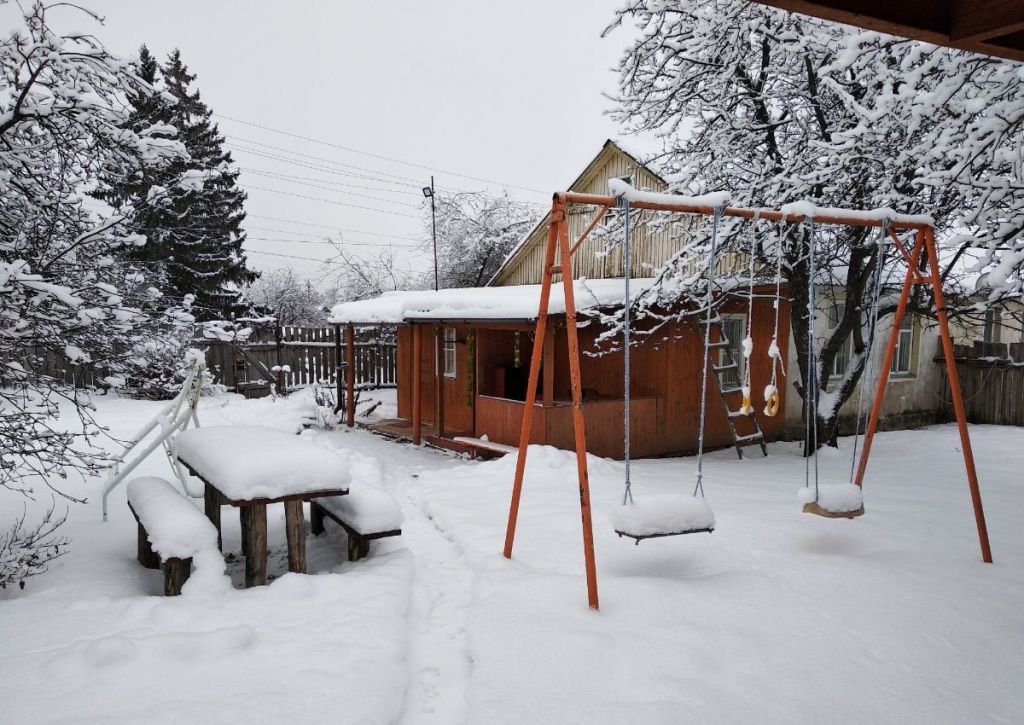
[175,426,351,502]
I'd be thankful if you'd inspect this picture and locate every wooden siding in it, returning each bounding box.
[394,290,791,459]
[492,142,700,286]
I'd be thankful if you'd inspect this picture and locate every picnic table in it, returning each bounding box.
[175,426,351,587]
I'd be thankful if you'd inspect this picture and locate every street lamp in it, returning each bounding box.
[422,177,438,291]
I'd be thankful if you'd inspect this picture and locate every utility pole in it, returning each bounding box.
[422,176,438,290]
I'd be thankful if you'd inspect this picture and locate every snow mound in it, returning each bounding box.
[610,495,716,537]
[315,485,403,533]
[797,483,864,513]
[175,426,351,501]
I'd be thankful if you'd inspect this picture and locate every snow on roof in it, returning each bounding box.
[328,278,656,325]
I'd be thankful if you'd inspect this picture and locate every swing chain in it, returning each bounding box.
[848,219,891,485]
[694,205,725,498]
[621,196,634,505]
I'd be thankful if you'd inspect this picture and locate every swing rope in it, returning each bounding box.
[803,218,820,501]
[694,206,724,498]
[848,220,890,485]
[621,198,634,505]
[741,213,759,414]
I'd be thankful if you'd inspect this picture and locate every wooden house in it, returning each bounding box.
[330,141,792,458]
[330,139,970,457]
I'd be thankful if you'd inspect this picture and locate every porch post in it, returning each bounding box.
[345,324,356,428]
[412,324,422,445]
[542,325,555,406]
[436,326,446,438]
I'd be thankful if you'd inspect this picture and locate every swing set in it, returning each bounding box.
[502,186,993,611]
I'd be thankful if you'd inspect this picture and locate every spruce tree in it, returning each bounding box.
[108,46,256,320]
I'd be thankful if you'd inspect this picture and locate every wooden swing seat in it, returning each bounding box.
[614,526,715,545]
[801,501,865,519]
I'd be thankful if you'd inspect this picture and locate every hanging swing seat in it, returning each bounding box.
[798,484,864,519]
[610,495,716,543]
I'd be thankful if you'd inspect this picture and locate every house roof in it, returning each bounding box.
[487,138,668,286]
[751,1,1024,63]
[328,278,656,325]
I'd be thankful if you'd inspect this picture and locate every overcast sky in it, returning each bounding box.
[12,0,640,286]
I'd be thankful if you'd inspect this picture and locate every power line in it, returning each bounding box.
[247,248,422,274]
[245,235,423,249]
[240,184,422,219]
[226,138,547,207]
[240,168,423,207]
[214,112,549,196]
[246,214,420,240]
[240,167,423,198]
[228,139,425,186]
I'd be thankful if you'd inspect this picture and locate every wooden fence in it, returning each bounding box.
[937,342,1024,426]
[204,325,397,396]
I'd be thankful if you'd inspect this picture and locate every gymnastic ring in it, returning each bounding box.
[763,391,780,417]
[740,392,753,416]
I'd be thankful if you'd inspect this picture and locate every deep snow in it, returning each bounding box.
[1,390,1022,724]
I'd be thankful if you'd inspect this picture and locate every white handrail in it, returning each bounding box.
[101,360,205,520]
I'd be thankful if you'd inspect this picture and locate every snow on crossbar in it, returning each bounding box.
[610,495,716,543]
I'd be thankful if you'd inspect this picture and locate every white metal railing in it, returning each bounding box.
[100,360,205,520]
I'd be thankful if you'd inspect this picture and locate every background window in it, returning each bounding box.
[828,302,852,378]
[443,327,457,378]
[891,315,914,375]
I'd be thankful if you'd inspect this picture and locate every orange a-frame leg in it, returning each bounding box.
[503,197,601,610]
[855,228,992,563]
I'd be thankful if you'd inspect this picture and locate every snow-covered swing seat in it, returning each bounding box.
[608,188,719,543]
[794,212,891,521]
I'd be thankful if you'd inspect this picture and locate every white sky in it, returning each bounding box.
[10,0,637,286]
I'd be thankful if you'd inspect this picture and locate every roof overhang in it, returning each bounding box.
[751,1,1024,63]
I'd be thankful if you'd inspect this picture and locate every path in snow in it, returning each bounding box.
[326,430,476,725]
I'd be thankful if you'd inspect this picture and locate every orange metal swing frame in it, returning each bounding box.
[502,191,993,611]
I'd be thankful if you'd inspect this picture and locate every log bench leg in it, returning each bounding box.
[284,500,306,574]
[163,557,192,596]
[137,522,160,570]
[204,483,222,552]
[347,535,370,562]
[310,501,326,536]
[240,504,268,587]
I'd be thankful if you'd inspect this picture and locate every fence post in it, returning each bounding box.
[275,324,286,396]
[346,325,356,428]
[333,325,344,414]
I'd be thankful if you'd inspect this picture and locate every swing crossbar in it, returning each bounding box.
[558,192,934,231]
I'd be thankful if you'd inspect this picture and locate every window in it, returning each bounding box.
[891,315,915,375]
[828,303,853,378]
[983,309,1000,344]
[443,327,457,378]
[718,316,745,388]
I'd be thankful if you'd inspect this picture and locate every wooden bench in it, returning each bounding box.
[310,487,403,561]
[127,476,221,596]
[452,435,517,459]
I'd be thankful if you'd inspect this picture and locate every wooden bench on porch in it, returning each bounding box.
[310,487,403,561]
[127,476,221,596]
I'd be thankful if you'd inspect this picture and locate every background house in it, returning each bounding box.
[332,139,993,457]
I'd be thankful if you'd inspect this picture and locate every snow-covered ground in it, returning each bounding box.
[1,391,1022,724]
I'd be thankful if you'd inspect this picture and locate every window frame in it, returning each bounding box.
[442,327,457,379]
[890,314,916,377]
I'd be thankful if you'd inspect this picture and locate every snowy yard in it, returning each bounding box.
[1,391,1022,725]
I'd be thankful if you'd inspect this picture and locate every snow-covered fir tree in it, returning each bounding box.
[604,0,1024,448]
[105,47,256,320]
